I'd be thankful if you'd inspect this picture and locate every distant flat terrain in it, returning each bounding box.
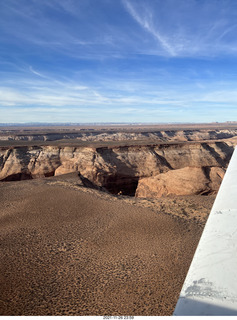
[1,122,237,133]
[1,122,237,148]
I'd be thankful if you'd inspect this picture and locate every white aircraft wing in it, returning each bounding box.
[174,146,237,316]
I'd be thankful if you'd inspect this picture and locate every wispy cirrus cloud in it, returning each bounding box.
[1,68,237,111]
[122,0,237,57]
[2,0,237,60]
[1,0,237,123]
[29,66,48,79]
[122,0,176,56]
[0,0,115,59]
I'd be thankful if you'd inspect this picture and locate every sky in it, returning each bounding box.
[1,0,237,123]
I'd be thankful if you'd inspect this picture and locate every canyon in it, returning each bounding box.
[0,126,235,198]
[1,126,237,144]
[1,124,237,316]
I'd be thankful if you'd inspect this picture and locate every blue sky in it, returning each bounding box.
[1,0,237,123]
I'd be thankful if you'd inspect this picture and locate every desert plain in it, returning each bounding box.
[0,122,237,316]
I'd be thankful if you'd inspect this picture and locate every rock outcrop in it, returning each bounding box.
[1,128,237,143]
[0,141,234,197]
[135,166,226,198]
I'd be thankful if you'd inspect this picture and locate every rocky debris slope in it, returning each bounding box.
[0,141,234,197]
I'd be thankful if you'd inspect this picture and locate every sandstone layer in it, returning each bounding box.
[1,128,237,143]
[135,166,225,197]
[0,141,234,197]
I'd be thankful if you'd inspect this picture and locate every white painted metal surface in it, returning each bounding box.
[174,146,237,316]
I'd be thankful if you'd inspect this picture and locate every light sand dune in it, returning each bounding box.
[0,175,206,316]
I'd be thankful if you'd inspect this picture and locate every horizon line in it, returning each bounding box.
[0,121,236,127]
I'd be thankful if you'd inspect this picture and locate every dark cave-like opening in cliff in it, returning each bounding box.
[0,171,139,197]
[1,172,33,181]
[102,176,139,197]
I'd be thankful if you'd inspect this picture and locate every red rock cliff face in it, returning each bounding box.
[0,141,234,197]
[135,166,225,198]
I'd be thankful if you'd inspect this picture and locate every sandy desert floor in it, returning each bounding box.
[0,173,214,316]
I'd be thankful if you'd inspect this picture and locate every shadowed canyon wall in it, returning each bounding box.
[0,141,234,198]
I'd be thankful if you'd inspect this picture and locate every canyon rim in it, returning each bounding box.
[0,123,237,316]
